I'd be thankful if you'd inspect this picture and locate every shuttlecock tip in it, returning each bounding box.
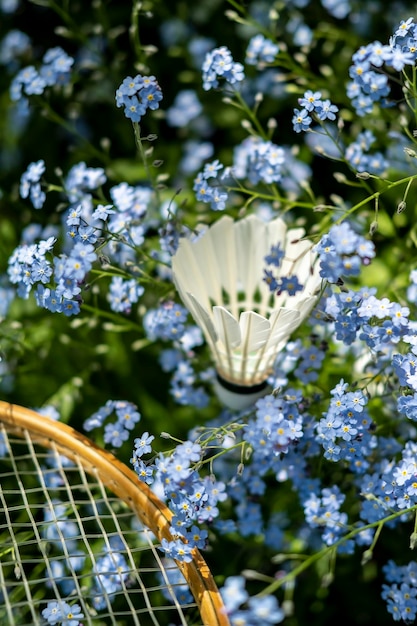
[213,373,269,411]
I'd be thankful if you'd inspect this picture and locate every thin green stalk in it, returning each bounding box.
[226,185,315,209]
[260,505,417,597]
[132,121,162,211]
[339,173,417,224]
[37,97,110,165]
[81,303,144,333]
[130,1,145,68]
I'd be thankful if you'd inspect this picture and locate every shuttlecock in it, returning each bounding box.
[171,214,321,410]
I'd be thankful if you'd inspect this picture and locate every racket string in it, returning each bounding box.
[0,475,40,625]
[0,425,203,625]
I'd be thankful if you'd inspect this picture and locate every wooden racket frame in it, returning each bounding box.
[0,401,230,626]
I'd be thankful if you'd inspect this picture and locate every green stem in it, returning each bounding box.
[260,505,417,596]
[132,121,162,211]
[36,97,110,165]
[81,303,144,333]
[338,173,417,224]
[130,1,145,68]
[233,90,269,139]
[226,185,315,210]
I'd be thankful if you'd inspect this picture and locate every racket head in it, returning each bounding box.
[0,401,229,626]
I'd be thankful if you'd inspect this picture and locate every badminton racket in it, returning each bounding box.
[0,401,230,626]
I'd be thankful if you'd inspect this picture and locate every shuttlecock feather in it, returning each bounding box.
[171,214,322,409]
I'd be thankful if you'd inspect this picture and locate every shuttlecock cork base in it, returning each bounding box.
[171,214,321,410]
[214,373,270,412]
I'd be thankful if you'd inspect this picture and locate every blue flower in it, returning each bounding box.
[278,275,303,296]
[103,421,130,446]
[315,222,375,283]
[248,595,285,624]
[166,89,203,127]
[42,600,84,626]
[184,524,208,549]
[132,431,155,457]
[384,47,415,71]
[119,74,144,96]
[141,83,163,110]
[264,243,284,267]
[107,276,144,314]
[299,89,322,111]
[397,394,417,421]
[123,95,146,121]
[246,34,279,65]
[160,537,193,562]
[133,459,155,484]
[0,29,31,69]
[115,402,141,430]
[175,440,201,462]
[233,136,285,184]
[292,107,312,133]
[92,203,115,221]
[220,576,249,613]
[20,159,46,209]
[92,549,129,610]
[316,99,339,121]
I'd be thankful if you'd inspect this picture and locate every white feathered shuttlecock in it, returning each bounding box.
[171,214,322,410]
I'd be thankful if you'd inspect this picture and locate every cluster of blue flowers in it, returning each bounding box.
[143,301,209,408]
[245,34,280,66]
[193,136,311,213]
[42,600,84,626]
[314,221,375,284]
[131,437,227,562]
[315,380,371,465]
[263,242,304,296]
[165,88,204,129]
[107,276,144,314]
[0,28,30,70]
[243,392,304,463]
[11,158,158,316]
[234,136,287,185]
[7,234,91,316]
[202,45,245,90]
[91,538,130,611]
[19,159,45,209]
[236,139,312,196]
[345,129,388,175]
[303,485,353,549]
[193,159,230,211]
[348,17,417,116]
[10,46,73,104]
[83,399,142,447]
[220,575,284,624]
[5,2,417,624]
[36,451,136,621]
[359,439,417,524]
[115,74,163,122]
[292,89,339,133]
[382,560,417,622]
[394,348,417,422]
[25,436,132,623]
